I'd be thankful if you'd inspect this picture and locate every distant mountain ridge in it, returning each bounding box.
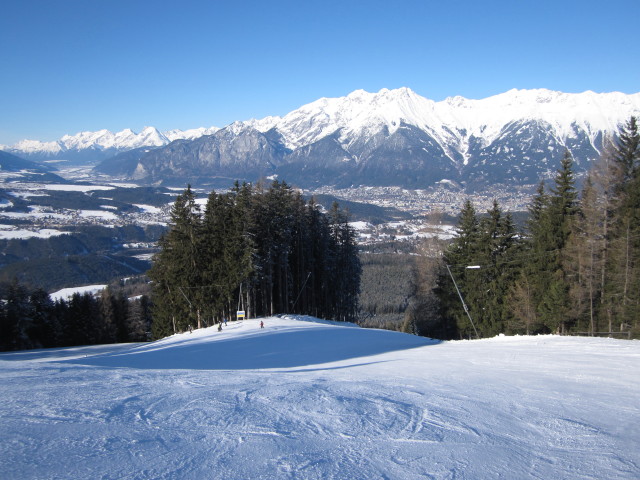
[4,88,640,188]
[124,88,640,188]
[0,150,66,182]
[1,126,219,163]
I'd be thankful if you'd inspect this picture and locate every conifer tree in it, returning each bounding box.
[305,197,333,318]
[126,296,151,342]
[607,117,640,332]
[28,288,57,348]
[149,185,202,337]
[327,202,361,322]
[5,280,34,350]
[474,201,520,336]
[527,151,579,333]
[439,200,480,338]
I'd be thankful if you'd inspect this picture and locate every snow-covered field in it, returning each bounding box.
[49,284,107,302]
[0,316,638,479]
[0,225,69,240]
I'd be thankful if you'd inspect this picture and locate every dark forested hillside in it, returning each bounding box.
[358,253,414,330]
[0,225,164,291]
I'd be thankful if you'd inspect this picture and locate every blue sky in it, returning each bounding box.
[1,0,638,145]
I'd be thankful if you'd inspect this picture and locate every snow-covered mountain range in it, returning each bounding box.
[267,87,633,152]
[0,126,219,163]
[4,88,640,188]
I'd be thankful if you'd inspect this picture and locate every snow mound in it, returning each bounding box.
[1,321,639,479]
[65,315,437,370]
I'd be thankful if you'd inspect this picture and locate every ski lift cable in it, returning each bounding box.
[445,264,480,339]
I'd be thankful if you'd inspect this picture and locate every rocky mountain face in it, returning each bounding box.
[128,124,290,184]
[108,88,640,188]
[6,88,640,188]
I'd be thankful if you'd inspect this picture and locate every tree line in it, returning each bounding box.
[0,281,151,351]
[149,181,361,339]
[408,117,640,339]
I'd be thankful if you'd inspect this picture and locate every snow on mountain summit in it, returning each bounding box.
[3,87,639,163]
[271,87,640,151]
[2,126,220,157]
[273,87,442,149]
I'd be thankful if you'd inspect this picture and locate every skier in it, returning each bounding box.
[260,320,264,329]
[188,324,193,334]
[218,323,222,332]
[224,317,228,326]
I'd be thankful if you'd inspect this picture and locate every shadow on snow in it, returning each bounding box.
[61,326,439,370]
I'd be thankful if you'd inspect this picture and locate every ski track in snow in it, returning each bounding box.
[0,316,639,479]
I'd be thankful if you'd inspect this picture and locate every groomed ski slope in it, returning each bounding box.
[0,315,638,479]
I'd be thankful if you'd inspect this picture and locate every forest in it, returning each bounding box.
[0,279,151,351]
[408,117,640,340]
[148,181,361,339]
[0,224,163,291]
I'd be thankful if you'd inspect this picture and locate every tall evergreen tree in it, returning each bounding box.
[126,296,152,342]
[526,151,579,333]
[439,200,480,338]
[29,287,58,348]
[149,185,202,337]
[607,117,640,332]
[327,202,361,322]
[474,201,520,336]
[5,280,34,350]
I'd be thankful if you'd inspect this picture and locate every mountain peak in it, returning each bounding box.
[5,88,640,182]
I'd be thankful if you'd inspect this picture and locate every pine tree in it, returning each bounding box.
[607,117,640,333]
[98,288,118,344]
[439,200,480,338]
[199,190,232,323]
[327,202,361,322]
[614,116,639,184]
[305,197,332,319]
[148,185,202,337]
[5,280,34,350]
[126,296,151,342]
[29,287,58,348]
[64,293,100,346]
[474,201,520,336]
[527,151,579,333]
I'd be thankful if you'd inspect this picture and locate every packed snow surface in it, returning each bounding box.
[0,316,638,479]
